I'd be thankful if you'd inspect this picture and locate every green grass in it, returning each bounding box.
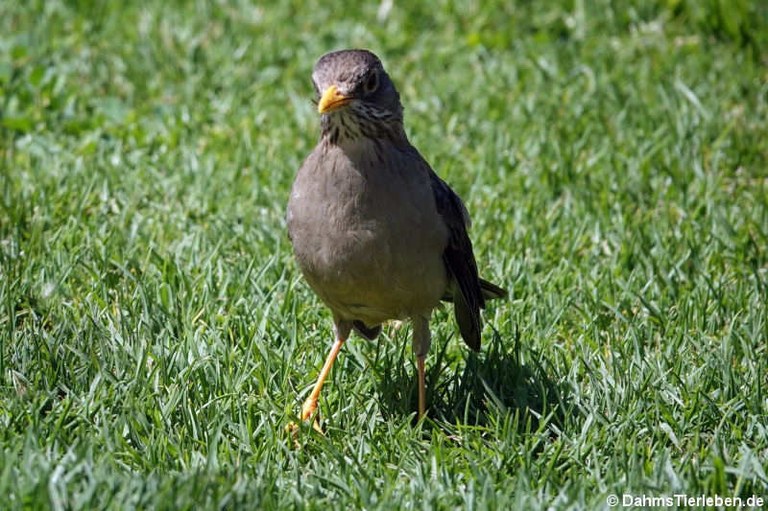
[2,0,767,509]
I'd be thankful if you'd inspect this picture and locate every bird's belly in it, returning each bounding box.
[291,209,447,324]
[287,142,450,323]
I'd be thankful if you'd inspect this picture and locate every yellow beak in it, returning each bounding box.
[317,85,351,114]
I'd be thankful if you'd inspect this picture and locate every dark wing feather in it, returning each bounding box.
[429,172,485,351]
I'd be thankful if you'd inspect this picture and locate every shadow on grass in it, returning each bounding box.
[375,325,571,437]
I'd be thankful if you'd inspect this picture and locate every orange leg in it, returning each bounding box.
[412,315,431,421]
[301,336,345,422]
[417,354,426,419]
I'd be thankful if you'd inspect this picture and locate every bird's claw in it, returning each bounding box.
[286,398,323,446]
[301,397,318,421]
[301,397,324,433]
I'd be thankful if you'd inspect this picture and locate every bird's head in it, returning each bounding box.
[311,49,405,144]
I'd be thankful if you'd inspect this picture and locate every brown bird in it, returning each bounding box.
[287,49,506,425]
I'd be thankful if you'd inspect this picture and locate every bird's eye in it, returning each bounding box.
[362,71,379,94]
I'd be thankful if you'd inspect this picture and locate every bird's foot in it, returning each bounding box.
[301,397,318,421]
[286,397,323,444]
[301,397,324,433]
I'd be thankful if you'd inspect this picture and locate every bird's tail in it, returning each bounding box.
[480,278,507,302]
[441,278,507,305]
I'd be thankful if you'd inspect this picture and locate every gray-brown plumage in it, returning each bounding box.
[287,49,506,423]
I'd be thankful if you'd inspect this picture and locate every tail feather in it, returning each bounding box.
[480,278,507,301]
[353,320,381,340]
[442,278,507,305]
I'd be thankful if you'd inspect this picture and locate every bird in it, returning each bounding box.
[286,49,506,426]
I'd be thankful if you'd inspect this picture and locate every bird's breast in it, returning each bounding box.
[287,142,449,321]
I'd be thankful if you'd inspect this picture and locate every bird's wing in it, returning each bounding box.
[428,170,485,351]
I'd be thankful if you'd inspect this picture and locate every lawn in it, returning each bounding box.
[1,0,767,509]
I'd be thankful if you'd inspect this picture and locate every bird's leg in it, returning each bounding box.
[301,337,343,421]
[417,354,426,418]
[301,322,350,423]
[411,315,432,420]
